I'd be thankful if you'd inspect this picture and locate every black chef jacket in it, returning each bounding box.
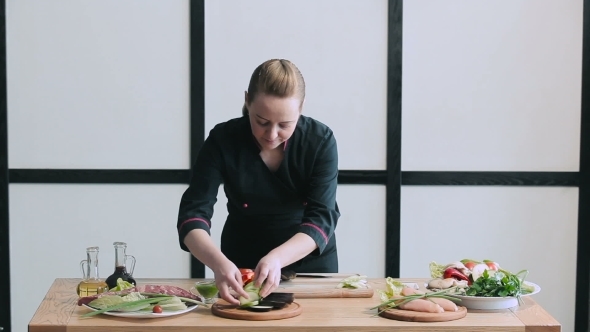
[177,114,340,272]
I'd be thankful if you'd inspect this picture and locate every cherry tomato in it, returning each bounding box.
[239,268,255,285]
[152,305,163,314]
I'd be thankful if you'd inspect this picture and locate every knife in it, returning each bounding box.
[294,273,332,278]
[280,270,333,280]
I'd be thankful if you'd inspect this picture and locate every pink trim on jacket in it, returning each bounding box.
[178,217,210,230]
[301,222,328,244]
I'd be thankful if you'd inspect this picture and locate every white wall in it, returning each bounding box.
[4,0,584,332]
[402,0,582,171]
[6,1,191,331]
[402,1,583,332]
[7,0,190,169]
[204,0,388,170]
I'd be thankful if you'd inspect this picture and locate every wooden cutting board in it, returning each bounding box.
[276,274,374,298]
[211,301,302,321]
[379,306,467,322]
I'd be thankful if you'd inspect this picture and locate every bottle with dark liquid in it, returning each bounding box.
[77,246,109,297]
[105,242,136,289]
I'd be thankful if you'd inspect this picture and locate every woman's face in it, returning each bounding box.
[247,93,301,150]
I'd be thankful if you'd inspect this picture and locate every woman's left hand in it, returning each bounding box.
[254,253,282,297]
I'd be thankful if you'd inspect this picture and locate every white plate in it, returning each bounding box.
[447,281,541,310]
[82,304,198,319]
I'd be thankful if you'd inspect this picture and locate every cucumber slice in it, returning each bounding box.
[239,300,259,308]
[239,291,261,307]
[244,281,259,292]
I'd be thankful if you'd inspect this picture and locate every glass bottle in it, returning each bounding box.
[105,241,136,289]
[77,246,109,297]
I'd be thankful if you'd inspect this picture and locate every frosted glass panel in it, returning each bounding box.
[9,184,190,332]
[205,185,385,278]
[7,0,190,169]
[401,186,578,332]
[205,0,388,170]
[336,185,386,277]
[402,0,583,171]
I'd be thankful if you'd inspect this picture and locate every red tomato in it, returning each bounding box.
[152,305,163,314]
[485,261,500,271]
[464,261,476,270]
[239,268,255,284]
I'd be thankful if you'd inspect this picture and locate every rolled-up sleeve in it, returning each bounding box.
[298,131,340,254]
[177,132,224,252]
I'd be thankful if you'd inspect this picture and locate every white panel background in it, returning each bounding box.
[400,187,578,332]
[6,0,190,169]
[205,185,386,278]
[204,0,388,170]
[402,0,583,171]
[9,184,191,332]
[3,1,584,332]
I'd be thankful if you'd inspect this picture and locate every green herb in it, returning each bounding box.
[465,269,529,304]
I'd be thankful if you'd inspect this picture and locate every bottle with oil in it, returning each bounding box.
[105,242,136,289]
[77,246,109,297]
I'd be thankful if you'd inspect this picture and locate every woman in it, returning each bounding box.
[177,59,340,304]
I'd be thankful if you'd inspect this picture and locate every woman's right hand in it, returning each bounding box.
[212,259,251,305]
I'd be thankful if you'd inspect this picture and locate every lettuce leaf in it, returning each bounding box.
[110,278,135,292]
[157,297,188,311]
[121,292,145,302]
[87,292,147,312]
[88,295,125,310]
[337,275,368,289]
[429,261,447,279]
[378,277,405,302]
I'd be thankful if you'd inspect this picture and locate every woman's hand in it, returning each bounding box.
[254,253,282,298]
[212,259,251,305]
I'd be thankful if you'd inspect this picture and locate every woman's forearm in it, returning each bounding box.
[183,229,228,268]
[268,232,318,268]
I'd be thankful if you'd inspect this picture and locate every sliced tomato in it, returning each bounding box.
[239,268,255,284]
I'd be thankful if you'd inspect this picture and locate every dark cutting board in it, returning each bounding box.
[211,301,302,321]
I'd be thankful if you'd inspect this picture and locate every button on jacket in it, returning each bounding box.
[177,114,340,272]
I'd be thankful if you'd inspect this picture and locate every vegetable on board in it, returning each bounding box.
[337,275,369,289]
[239,268,255,285]
[238,281,262,307]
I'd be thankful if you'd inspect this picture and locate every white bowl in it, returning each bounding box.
[448,281,541,310]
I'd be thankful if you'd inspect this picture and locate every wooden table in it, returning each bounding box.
[29,277,561,332]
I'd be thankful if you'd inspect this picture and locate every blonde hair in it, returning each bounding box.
[242,59,306,116]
